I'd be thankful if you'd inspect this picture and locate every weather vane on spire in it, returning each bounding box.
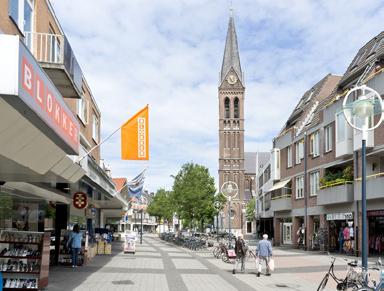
[229,1,233,16]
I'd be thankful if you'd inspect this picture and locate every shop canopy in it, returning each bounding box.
[268,179,291,192]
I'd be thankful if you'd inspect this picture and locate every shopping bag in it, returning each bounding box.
[268,258,275,272]
[256,257,262,272]
[227,249,236,258]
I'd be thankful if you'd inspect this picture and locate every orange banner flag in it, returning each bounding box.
[121,105,149,160]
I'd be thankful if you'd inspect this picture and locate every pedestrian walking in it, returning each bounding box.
[256,234,272,277]
[232,233,246,274]
[67,224,83,268]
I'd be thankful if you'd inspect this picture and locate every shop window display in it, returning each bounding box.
[0,193,47,232]
[369,216,384,255]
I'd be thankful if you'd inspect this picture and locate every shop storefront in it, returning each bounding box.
[326,212,354,253]
[0,35,84,287]
[368,210,384,255]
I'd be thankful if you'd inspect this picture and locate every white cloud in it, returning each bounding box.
[51,0,384,192]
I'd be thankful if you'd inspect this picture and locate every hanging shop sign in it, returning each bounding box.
[326,212,353,221]
[73,192,88,209]
[0,35,79,154]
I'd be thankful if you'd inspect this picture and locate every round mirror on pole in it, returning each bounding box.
[343,85,383,132]
[220,181,239,200]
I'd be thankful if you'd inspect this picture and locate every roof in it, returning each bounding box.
[245,152,269,175]
[279,74,341,136]
[220,15,242,83]
[339,31,384,89]
[112,178,127,192]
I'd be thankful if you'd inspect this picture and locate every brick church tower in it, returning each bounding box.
[218,13,245,234]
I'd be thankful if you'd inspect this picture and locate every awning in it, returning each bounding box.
[268,179,291,192]
[2,182,71,204]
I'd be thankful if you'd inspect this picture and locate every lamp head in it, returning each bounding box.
[352,96,374,119]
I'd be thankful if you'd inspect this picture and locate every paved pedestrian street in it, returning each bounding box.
[46,235,374,291]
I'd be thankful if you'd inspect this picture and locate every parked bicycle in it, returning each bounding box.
[317,255,364,291]
[355,258,384,291]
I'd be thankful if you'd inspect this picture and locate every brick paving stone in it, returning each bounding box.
[182,274,237,291]
[47,235,378,291]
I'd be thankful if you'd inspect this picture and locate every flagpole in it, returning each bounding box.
[77,126,122,163]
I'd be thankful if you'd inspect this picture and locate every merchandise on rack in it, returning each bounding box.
[0,230,50,290]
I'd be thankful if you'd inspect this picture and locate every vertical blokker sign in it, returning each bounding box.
[121,105,149,160]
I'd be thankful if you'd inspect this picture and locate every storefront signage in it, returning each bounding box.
[368,210,384,217]
[0,35,79,154]
[326,212,353,221]
[73,192,88,209]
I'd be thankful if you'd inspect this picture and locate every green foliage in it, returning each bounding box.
[45,203,56,219]
[245,199,256,221]
[320,166,354,188]
[147,188,174,223]
[172,162,216,231]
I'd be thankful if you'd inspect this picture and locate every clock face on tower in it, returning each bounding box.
[227,74,237,85]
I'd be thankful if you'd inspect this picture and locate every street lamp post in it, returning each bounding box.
[343,85,384,274]
[140,208,143,244]
[221,181,238,248]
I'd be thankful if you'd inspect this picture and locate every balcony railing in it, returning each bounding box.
[355,172,384,200]
[318,181,354,205]
[23,32,83,98]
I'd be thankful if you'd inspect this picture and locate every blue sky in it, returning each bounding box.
[51,0,384,192]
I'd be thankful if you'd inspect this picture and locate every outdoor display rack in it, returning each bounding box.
[0,230,50,290]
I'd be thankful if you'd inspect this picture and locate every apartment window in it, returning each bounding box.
[287,146,292,168]
[310,131,320,157]
[92,113,99,143]
[336,112,345,143]
[324,124,333,152]
[8,0,33,33]
[310,171,320,196]
[295,176,304,199]
[295,140,304,164]
[77,96,88,124]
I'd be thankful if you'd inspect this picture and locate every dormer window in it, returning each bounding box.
[305,90,314,103]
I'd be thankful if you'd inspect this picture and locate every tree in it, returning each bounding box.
[147,188,174,230]
[172,163,216,231]
[245,198,255,221]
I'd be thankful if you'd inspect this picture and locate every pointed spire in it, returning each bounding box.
[220,12,242,84]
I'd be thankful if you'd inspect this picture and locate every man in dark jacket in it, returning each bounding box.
[233,233,246,274]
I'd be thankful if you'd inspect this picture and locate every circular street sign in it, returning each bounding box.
[73,192,88,209]
[214,201,221,210]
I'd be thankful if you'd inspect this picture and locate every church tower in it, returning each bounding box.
[218,13,245,233]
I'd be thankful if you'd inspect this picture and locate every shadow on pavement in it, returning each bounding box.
[47,241,123,290]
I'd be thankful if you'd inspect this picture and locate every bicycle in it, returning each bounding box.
[355,258,384,291]
[317,255,362,291]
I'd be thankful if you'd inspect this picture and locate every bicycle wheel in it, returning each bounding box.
[355,288,375,291]
[317,274,329,291]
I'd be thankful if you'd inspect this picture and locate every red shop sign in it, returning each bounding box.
[73,192,88,209]
[368,210,384,217]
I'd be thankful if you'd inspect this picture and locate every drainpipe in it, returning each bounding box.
[304,132,308,251]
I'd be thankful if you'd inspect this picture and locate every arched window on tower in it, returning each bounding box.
[225,97,230,118]
[234,97,239,118]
